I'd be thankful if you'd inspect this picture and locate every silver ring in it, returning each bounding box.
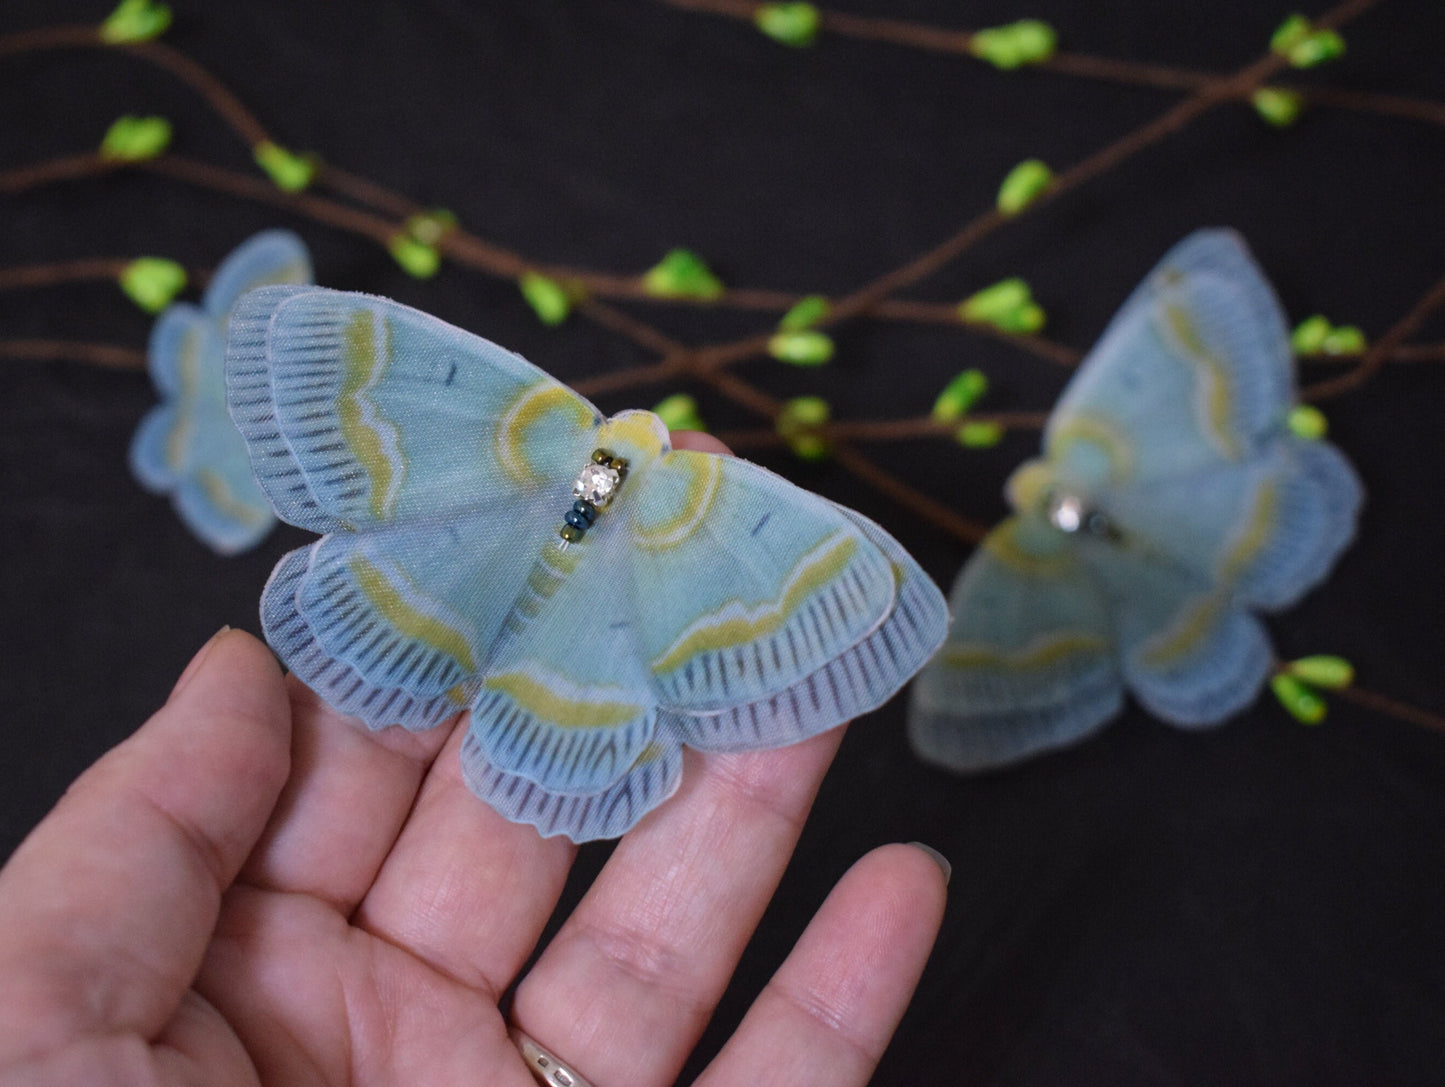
[510,1026,595,1087]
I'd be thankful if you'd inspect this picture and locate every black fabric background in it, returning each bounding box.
[3,2,1444,1083]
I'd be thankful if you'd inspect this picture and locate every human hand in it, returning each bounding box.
[0,459,948,1087]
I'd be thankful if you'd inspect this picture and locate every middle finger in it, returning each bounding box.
[511,725,846,1087]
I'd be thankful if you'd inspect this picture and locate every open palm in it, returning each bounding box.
[0,625,946,1086]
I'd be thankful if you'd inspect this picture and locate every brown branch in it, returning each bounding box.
[118,39,271,145]
[1336,685,1445,736]
[1391,343,1445,362]
[654,0,1442,127]
[140,154,401,246]
[1303,269,1445,399]
[0,258,131,290]
[316,163,425,221]
[0,24,99,59]
[0,153,124,194]
[0,338,146,370]
[831,443,990,544]
[0,25,272,145]
[573,298,691,359]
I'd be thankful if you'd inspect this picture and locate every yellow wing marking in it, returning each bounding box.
[495,382,594,487]
[944,632,1109,671]
[165,326,204,469]
[980,518,1075,578]
[650,534,859,674]
[1138,595,1226,669]
[596,412,666,462]
[339,311,404,519]
[1219,479,1279,585]
[348,555,477,672]
[633,452,721,551]
[196,469,269,527]
[1048,415,1134,483]
[1162,302,1244,462]
[483,671,643,730]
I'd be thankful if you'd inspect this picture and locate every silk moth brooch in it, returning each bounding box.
[224,286,948,840]
[131,230,312,553]
[908,229,1363,772]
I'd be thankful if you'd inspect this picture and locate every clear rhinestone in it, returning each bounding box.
[573,462,620,506]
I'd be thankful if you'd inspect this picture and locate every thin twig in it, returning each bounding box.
[1304,269,1445,399]
[0,338,146,370]
[1336,685,1445,736]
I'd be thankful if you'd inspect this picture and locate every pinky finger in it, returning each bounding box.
[695,843,949,1087]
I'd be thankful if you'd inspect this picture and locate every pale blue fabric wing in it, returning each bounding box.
[144,302,223,404]
[663,500,949,752]
[460,732,683,843]
[463,521,660,795]
[263,496,564,732]
[130,402,187,491]
[907,516,1123,772]
[226,286,603,533]
[1044,229,1294,490]
[131,230,311,553]
[1103,434,1363,611]
[169,404,274,554]
[1081,535,1272,727]
[626,451,948,748]
[201,228,312,318]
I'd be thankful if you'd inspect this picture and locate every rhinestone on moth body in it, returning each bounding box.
[558,448,628,545]
[573,462,621,507]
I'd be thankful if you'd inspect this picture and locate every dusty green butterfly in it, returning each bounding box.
[908,229,1363,771]
[225,286,948,840]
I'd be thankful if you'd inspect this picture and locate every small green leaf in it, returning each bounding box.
[253,141,317,193]
[1252,87,1304,127]
[119,257,186,314]
[1286,404,1329,441]
[653,393,707,433]
[767,329,834,366]
[1293,315,1366,356]
[959,277,1046,333]
[956,420,1005,448]
[1270,14,1312,53]
[970,19,1057,70]
[405,208,458,247]
[1270,14,1345,68]
[780,294,830,331]
[519,272,572,326]
[642,248,724,301]
[754,2,821,47]
[1321,325,1366,355]
[996,301,1046,333]
[99,115,172,161]
[1291,314,1332,353]
[931,369,989,422]
[387,234,441,278]
[100,0,172,43]
[996,158,1053,216]
[777,396,831,460]
[1271,673,1328,725]
[1285,655,1354,690]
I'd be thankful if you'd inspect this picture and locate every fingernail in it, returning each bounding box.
[170,625,232,700]
[907,841,951,886]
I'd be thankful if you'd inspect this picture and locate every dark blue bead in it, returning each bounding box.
[564,510,589,530]
[572,499,597,524]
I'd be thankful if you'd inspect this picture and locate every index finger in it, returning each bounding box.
[0,629,290,1063]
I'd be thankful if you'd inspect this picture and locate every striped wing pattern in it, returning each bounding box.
[228,293,949,841]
